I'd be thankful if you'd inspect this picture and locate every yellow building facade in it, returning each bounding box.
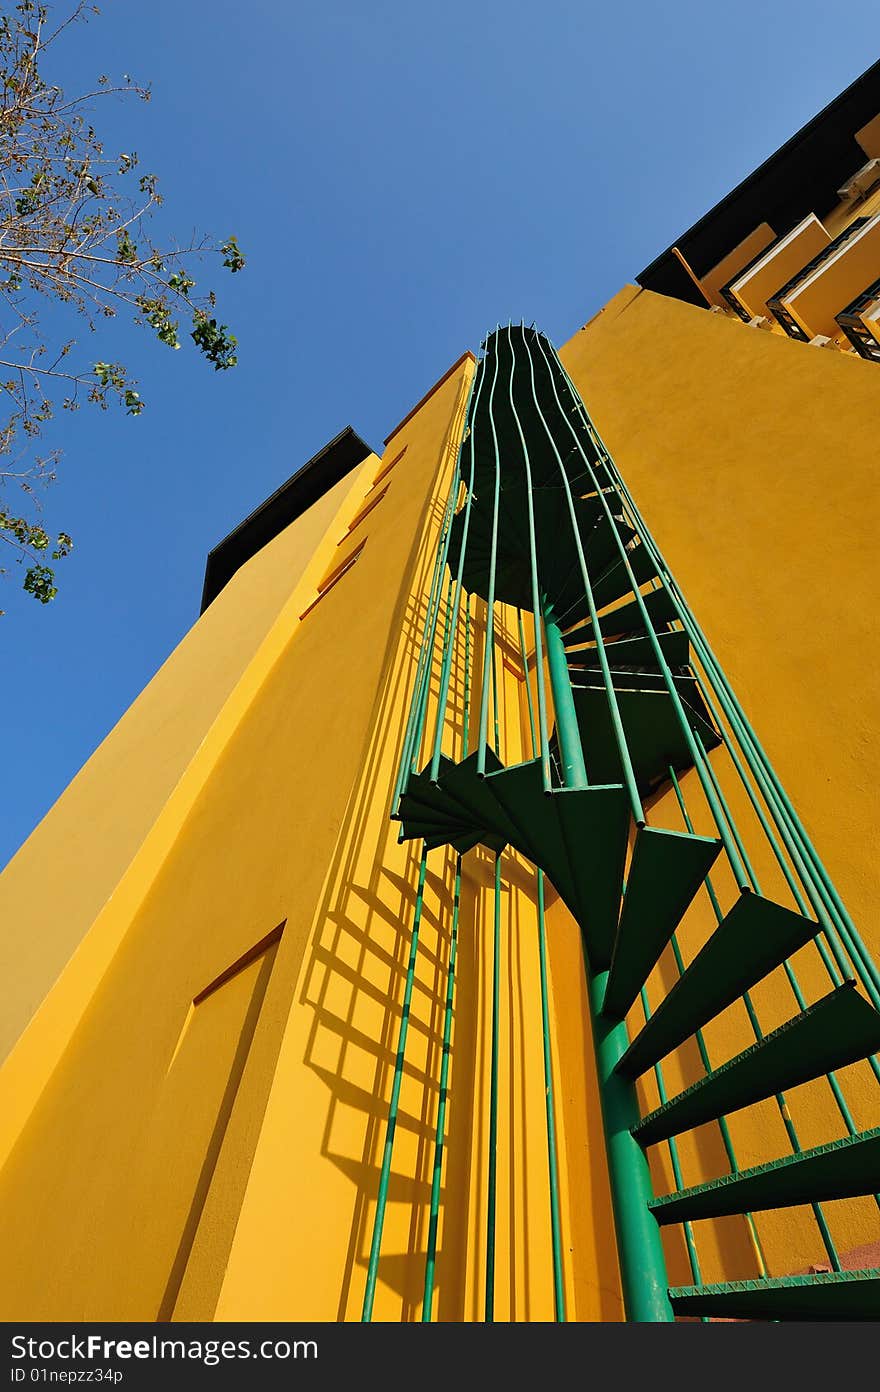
[0,66,879,1323]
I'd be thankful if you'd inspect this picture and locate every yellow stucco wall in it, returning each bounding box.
[0,465,364,1066]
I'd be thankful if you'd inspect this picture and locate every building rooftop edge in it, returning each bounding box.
[199,425,374,613]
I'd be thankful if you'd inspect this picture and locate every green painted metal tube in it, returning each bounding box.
[409,577,453,779]
[477,342,503,775]
[541,572,671,1320]
[640,985,703,1298]
[463,597,472,758]
[537,870,566,1321]
[519,610,566,1317]
[485,851,502,1321]
[590,969,674,1322]
[504,326,551,788]
[534,335,750,890]
[543,601,587,790]
[429,357,491,783]
[667,765,843,1271]
[520,325,645,824]
[572,383,880,1010]
[393,361,479,809]
[422,852,462,1321]
[362,847,430,1321]
[518,610,538,755]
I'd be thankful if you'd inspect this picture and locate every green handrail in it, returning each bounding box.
[362,845,430,1320]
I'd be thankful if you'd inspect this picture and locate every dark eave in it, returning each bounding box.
[200,425,373,612]
[637,60,880,297]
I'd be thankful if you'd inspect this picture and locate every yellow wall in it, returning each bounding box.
[0,466,363,1066]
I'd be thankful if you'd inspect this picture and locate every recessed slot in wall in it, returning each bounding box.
[338,484,390,542]
[372,445,407,486]
[299,540,367,620]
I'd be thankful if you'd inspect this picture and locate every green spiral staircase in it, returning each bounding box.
[364,325,880,1322]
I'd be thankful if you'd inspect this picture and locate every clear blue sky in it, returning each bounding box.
[1,1,877,867]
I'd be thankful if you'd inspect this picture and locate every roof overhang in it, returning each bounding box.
[200,425,373,612]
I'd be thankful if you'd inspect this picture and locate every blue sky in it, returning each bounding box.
[1,1,878,866]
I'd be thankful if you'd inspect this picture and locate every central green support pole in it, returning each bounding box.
[542,599,674,1323]
[542,601,587,790]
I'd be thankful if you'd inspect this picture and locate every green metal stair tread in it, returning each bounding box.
[439,750,520,848]
[633,981,880,1144]
[446,485,626,621]
[553,784,630,968]
[562,585,679,647]
[650,1126,880,1224]
[586,542,659,613]
[617,891,822,1079]
[451,830,486,855]
[570,681,721,793]
[668,1270,880,1321]
[398,777,476,830]
[603,826,722,1019]
[484,760,579,905]
[566,628,690,670]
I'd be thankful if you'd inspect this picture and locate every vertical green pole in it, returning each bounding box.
[485,851,502,1321]
[422,853,462,1321]
[362,848,429,1321]
[542,600,587,789]
[543,602,672,1323]
[537,870,566,1321]
[588,971,675,1322]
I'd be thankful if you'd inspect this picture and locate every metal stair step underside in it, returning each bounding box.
[604,825,722,1019]
[668,1269,880,1320]
[617,892,822,1079]
[484,758,630,966]
[650,1126,880,1224]
[446,494,633,626]
[565,628,690,669]
[632,981,880,1145]
[570,673,721,791]
[562,584,679,648]
[586,540,659,612]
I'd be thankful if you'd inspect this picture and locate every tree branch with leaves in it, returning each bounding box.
[0,0,245,608]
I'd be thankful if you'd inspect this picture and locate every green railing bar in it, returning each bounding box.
[639,984,704,1304]
[463,596,472,757]
[518,609,538,755]
[522,326,644,821]
[401,574,455,810]
[538,338,750,890]
[667,765,770,1278]
[539,548,671,1320]
[429,355,490,783]
[693,730,878,1202]
[503,326,551,788]
[422,851,462,1322]
[668,755,842,1272]
[537,869,567,1321]
[393,360,479,809]
[477,337,503,775]
[362,845,430,1321]
[680,645,853,988]
[567,377,880,1010]
[491,625,501,757]
[519,607,566,1320]
[485,850,502,1321]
